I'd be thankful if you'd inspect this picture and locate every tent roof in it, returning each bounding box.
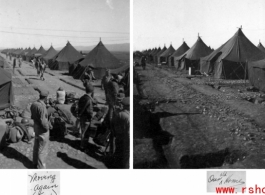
[257,42,265,53]
[35,46,46,55]
[149,48,157,55]
[110,64,129,74]
[53,42,83,63]
[42,46,58,60]
[79,40,121,69]
[170,41,190,57]
[26,47,37,56]
[152,47,161,56]
[177,36,212,60]
[155,46,167,57]
[202,29,265,63]
[160,44,175,57]
[22,47,31,55]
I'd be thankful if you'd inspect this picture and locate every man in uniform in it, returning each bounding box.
[107,74,122,123]
[82,67,96,84]
[13,57,16,74]
[101,69,113,104]
[78,83,96,149]
[113,97,130,168]
[30,89,50,169]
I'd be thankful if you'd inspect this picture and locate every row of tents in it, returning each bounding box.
[139,28,265,92]
[1,40,129,110]
[2,40,128,79]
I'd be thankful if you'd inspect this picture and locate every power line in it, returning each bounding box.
[0,26,129,35]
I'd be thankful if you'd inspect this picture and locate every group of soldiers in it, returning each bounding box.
[5,53,23,73]
[32,58,47,80]
[0,65,130,169]
[29,66,129,169]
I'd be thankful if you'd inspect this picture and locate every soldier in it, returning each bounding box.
[107,74,122,123]
[141,56,147,70]
[39,59,47,81]
[101,69,113,103]
[18,56,22,68]
[13,57,16,74]
[82,67,96,84]
[78,83,97,149]
[30,89,50,169]
[113,97,130,168]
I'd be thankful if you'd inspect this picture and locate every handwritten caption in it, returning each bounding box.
[207,171,246,192]
[28,171,60,195]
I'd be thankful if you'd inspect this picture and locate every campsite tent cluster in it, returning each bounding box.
[2,40,128,80]
[1,40,129,110]
[139,28,265,92]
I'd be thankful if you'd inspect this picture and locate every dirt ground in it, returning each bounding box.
[134,64,265,169]
[0,53,116,169]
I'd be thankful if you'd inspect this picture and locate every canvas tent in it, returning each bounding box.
[0,67,13,110]
[200,28,265,79]
[73,40,122,79]
[168,41,190,67]
[26,47,37,61]
[22,47,31,61]
[155,46,167,64]
[159,44,175,65]
[42,45,58,67]
[176,36,212,74]
[51,41,83,70]
[148,48,158,62]
[35,46,46,57]
[257,42,265,53]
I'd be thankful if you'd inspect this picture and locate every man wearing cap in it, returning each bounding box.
[107,74,123,123]
[101,69,113,103]
[30,89,50,169]
[113,97,130,168]
[78,83,96,149]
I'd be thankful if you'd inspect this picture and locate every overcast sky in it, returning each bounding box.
[0,0,129,49]
[134,0,265,51]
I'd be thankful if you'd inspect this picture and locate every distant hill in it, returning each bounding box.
[56,43,130,53]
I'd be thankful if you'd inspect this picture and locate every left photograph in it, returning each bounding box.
[0,0,130,169]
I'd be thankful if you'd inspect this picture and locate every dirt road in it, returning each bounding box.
[134,65,265,169]
[0,53,110,169]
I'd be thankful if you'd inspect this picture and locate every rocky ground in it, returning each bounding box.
[134,64,265,169]
[0,53,112,169]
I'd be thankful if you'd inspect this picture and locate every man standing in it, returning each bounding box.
[39,60,47,81]
[30,89,50,169]
[18,56,22,68]
[113,97,130,168]
[78,83,96,149]
[82,67,96,84]
[141,56,146,70]
[13,57,16,74]
[107,74,122,123]
[101,69,113,104]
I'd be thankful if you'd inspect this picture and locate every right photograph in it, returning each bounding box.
[133,0,265,169]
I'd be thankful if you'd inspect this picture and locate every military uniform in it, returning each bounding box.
[30,96,50,169]
[113,97,130,168]
[78,89,95,149]
[101,74,113,103]
[107,78,120,122]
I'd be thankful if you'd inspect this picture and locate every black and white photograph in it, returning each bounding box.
[133,0,265,169]
[0,0,130,169]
